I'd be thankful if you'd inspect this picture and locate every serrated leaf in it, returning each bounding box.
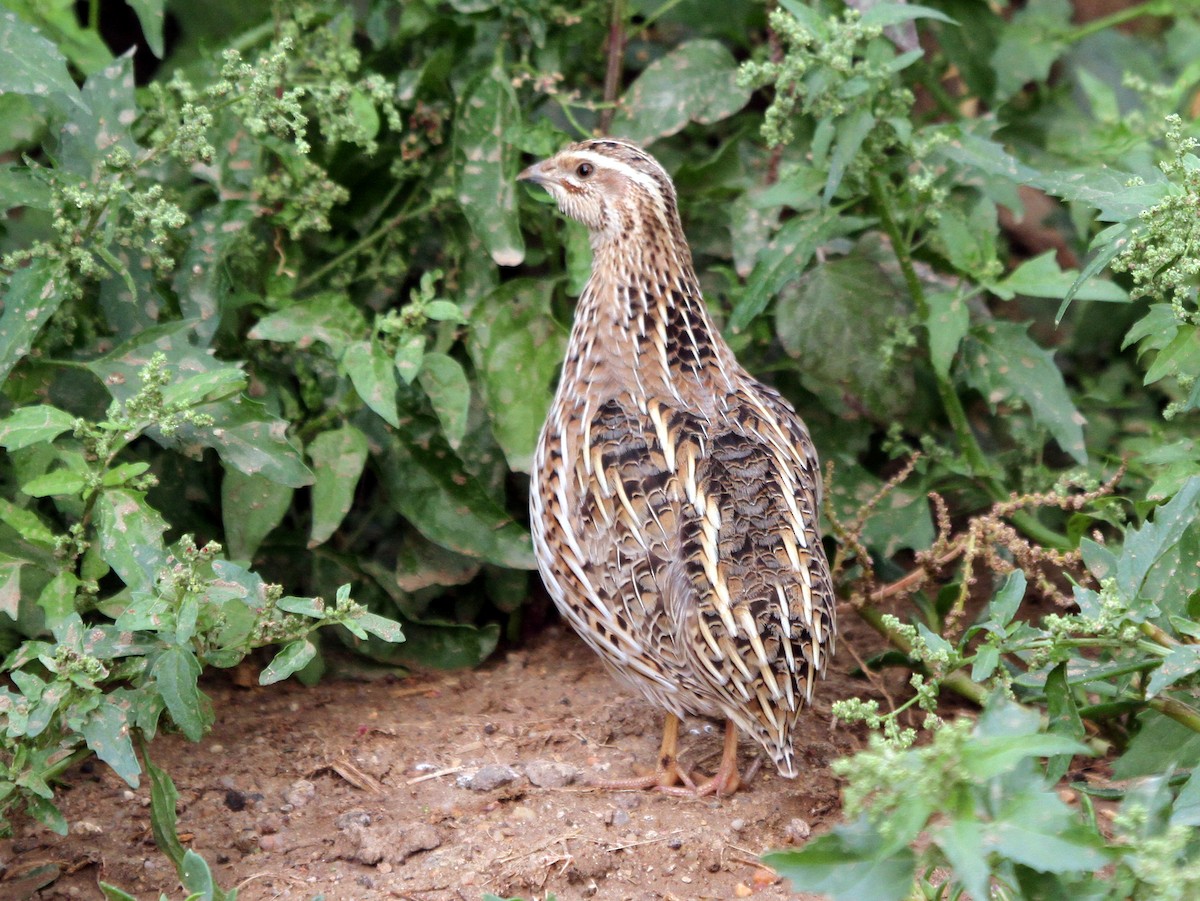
[611,40,751,145]
[455,63,524,266]
[0,11,85,109]
[221,467,293,561]
[1116,477,1200,604]
[764,816,917,901]
[151,646,208,742]
[1143,323,1200,388]
[80,700,141,787]
[418,352,471,449]
[260,639,317,685]
[95,488,168,596]
[0,258,69,385]
[345,339,400,427]
[1147,644,1200,697]
[467,280,565,473]
[991,250,1128,302]
[308,425,369,547]
[248,292,366,356]
[0,405,77,450]
[959,321,1087,464]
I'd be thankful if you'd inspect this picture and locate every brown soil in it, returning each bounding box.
[2,614,892,901]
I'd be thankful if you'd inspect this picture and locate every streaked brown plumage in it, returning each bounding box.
[520,139,835,795]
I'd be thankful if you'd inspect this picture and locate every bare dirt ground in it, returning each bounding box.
[3,613,895,901]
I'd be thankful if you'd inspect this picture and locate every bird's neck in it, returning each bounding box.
[560,235,738,400]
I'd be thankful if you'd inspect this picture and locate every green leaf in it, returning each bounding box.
[95,488,168,595]
[935,196,999,277]
[1114,710,1200,778]
[393,333,426,384]
[925,291,970,380]
[308,425,369,547]
[0,496,56,547]
[959,321,1087,465]
[151,645,208,742]
[345,339,400,427]
[985,792,1111,873]
[824,107,875,202]
[454,62,524,267]
[58,53,138,180]
[354,611,405,644]
[259,639,317,685]
[0,404,77,450]
[0,259,69,385]
[859,3,958,27]
[764,816,917,901]
[80,700,141,787]
[990,570,1027,629]
[1146,644,1200,697]
[375,415,536,569]
[990,250,1128,302]
[221,467,293,562]
[418,352,471,450]
[990,0,1072,102]
[467,280,565,473]
[180,397,313,488]
[1170,768,1200,827]
[1143,323,1200,388]
[612,40,752,145]
[1116,477,1200,604]
[776,244,913,419]
[123,0,165,57]
[146,751,186,869]
[933,817,989,901]
[0,10,85,109]
[21,468,87,498]
[249,293,366,356]
[1044,662,1085,783]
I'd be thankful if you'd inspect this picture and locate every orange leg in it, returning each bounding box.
[591,713,698,790]
[659,718,741,797]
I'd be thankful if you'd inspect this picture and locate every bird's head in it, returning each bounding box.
[518,139,683,249]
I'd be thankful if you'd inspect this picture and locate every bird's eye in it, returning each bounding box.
[576,163,593,178]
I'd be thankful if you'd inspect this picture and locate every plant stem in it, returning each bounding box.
[856,603,988,706]
[867,172,1072,551]
[599,0,626,134]
[1149,695,1200,734]
[1066,0,1171,44]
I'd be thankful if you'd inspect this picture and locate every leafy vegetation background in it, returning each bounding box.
[2,0,1200,897]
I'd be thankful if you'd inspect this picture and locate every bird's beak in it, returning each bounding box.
[517,160,550,185]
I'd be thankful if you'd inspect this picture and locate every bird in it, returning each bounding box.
[520,138,835,796]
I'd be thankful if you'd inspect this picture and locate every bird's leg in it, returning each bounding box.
[658,718,741,797]
[590,712,697,790]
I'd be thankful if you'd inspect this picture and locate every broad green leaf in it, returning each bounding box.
[933,818,989,901]
[959,321,1087,465]
[150,645,208,742]
[764,816,917,901]
[346,615,497,670]
[0,405,77,450]
[124,0,165,57]
[990,570,1027,630]
[21,468,86,498]
[455,63,524,267]
[990,250,1128,302]
[419,352,471,450]
[776,245,913,420]
[1170,768,1200,827]
[354,611,405,643]
[374,413,535,570]
[824,107,875,202]
[80,700,141,787]
[58,52,138,180]
[1146,644,1200,697]
[425,300,467,323]
[221,467,293,561]
[345,339,400,427]
[731,210,855,332]
[1143,323,1200,388]
[0,496,56,547]
[161,367,247,409]
[248,292,366,356]
[935,196,999,277]
[1044,662,1085,783]
[182,397,314,488]
[36,569,78,626]
[985,793,1111,873]
[990,0,1072,102]
[393,333,426,384]
[860,3,957,27]
[95,489,168,596]
[612,40,751,145]
[308,425,369,547]
[1116,477,1200,604]
[0,259,69,385]
[1114,710,1200,779]
[259,639,317,685]
[467,280,565,473]
[925,291,970,379]
[0,10,85,109]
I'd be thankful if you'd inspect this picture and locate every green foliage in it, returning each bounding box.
[3,0,1200,897]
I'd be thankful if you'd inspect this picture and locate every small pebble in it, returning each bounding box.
[785,817,811,844]
[730,817,746,833]
[609,809,631,828]
[459,764,520,791]
[335,809,373,830]
[525,760,578,788]
[284,779,316,809]
[72,820,103,836]
[734,882,753,897]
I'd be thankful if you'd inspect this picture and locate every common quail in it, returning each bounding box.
[521,139,835,795]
